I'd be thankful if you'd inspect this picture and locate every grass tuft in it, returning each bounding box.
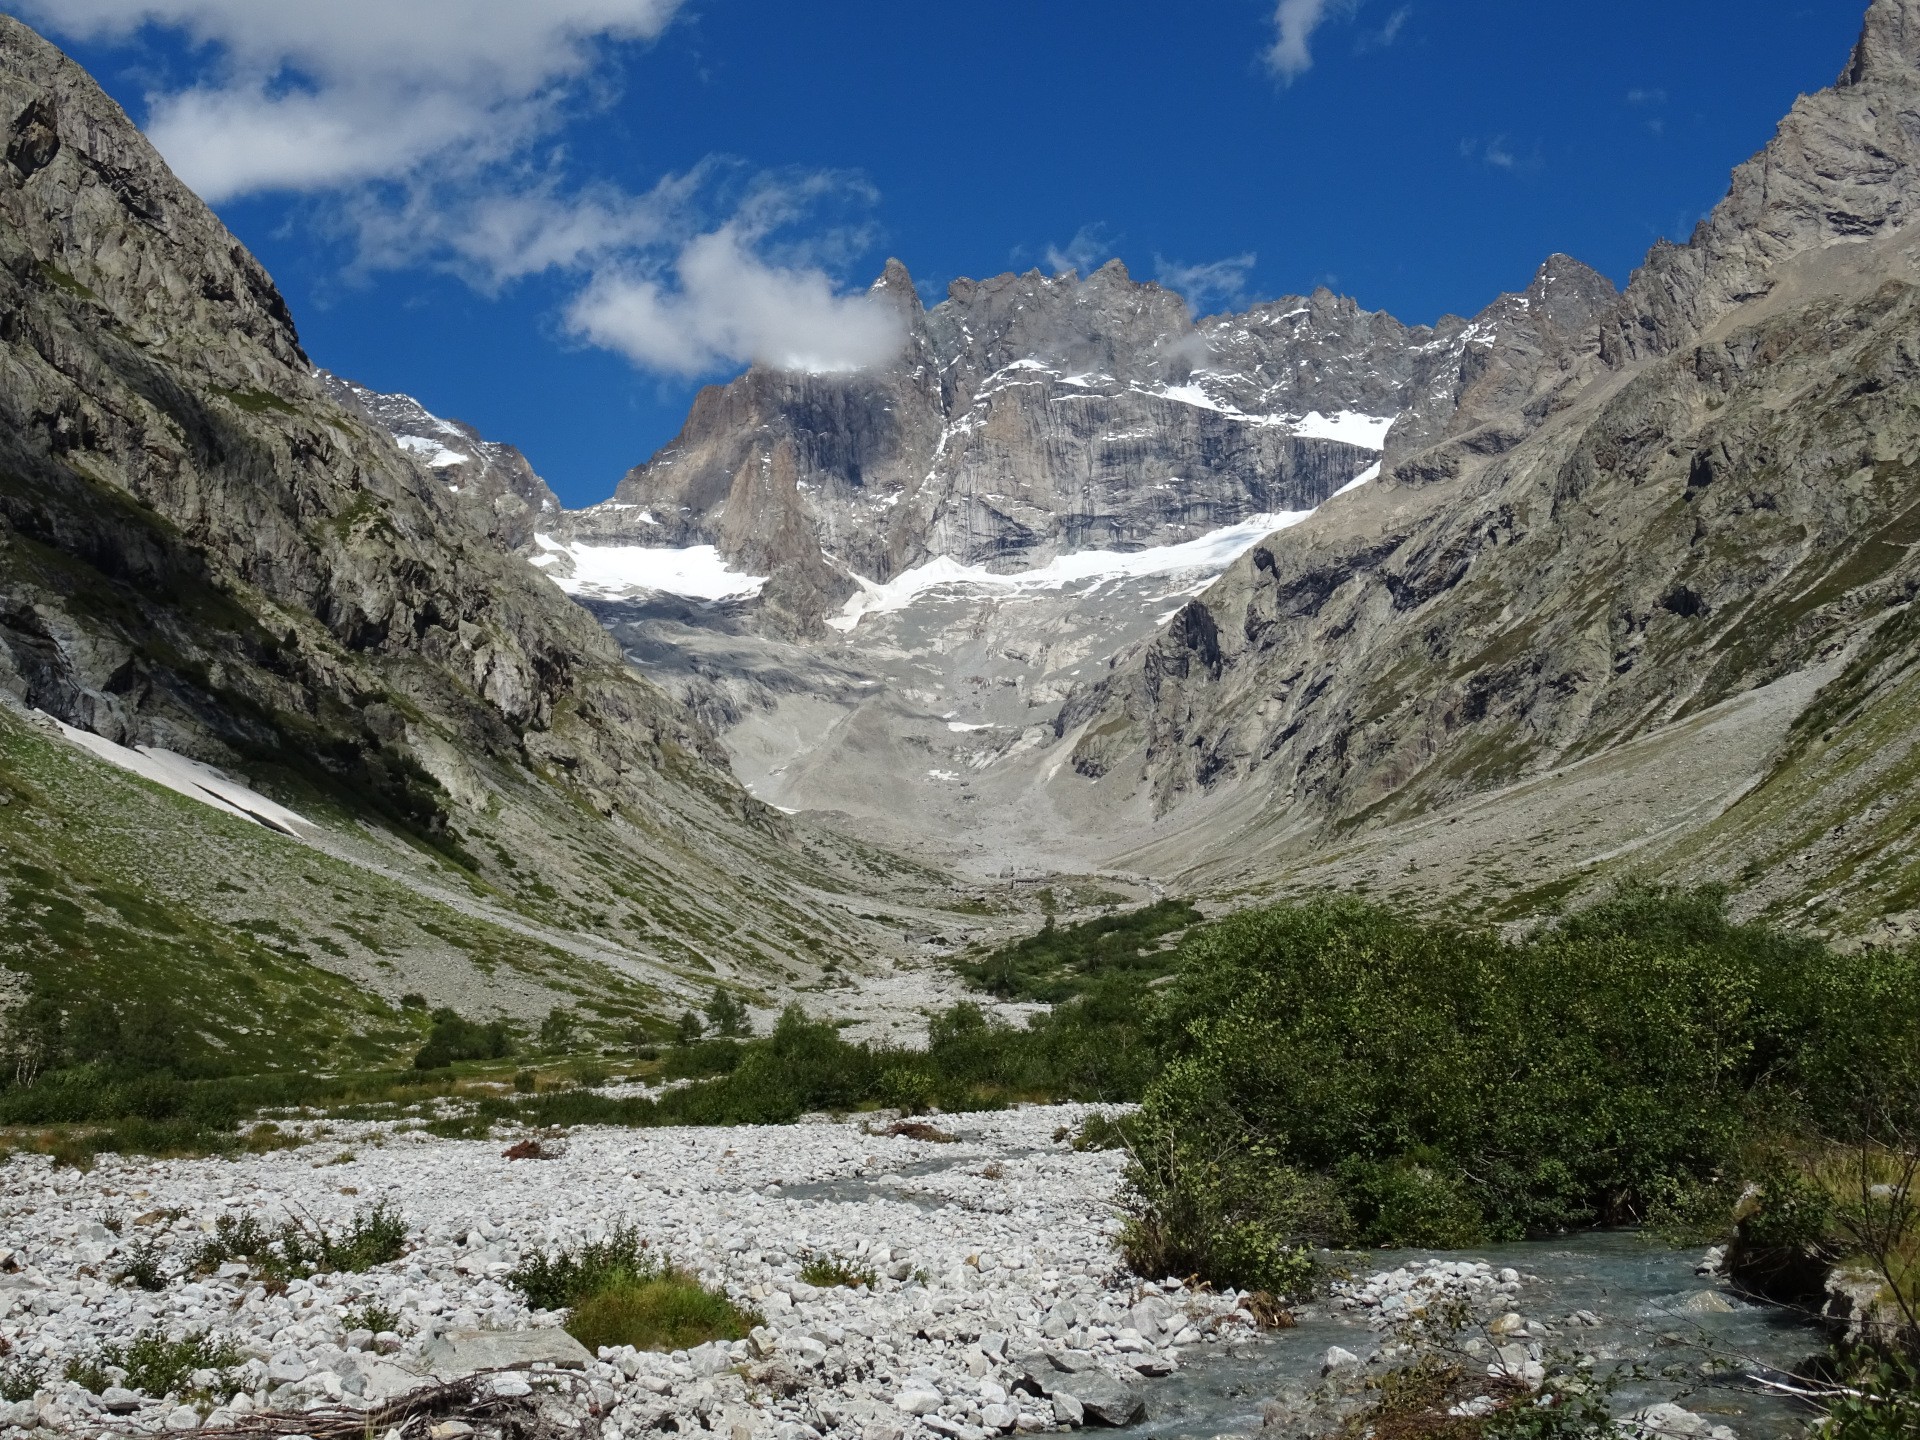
[798,1253,877,1289]
[564,1271,759,1353]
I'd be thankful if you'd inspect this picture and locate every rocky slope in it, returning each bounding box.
[317,371,561,550]
[0,14,965,1051]
[1055,0,1920,933]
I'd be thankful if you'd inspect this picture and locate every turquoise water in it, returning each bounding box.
[1128,1234,1824,1439]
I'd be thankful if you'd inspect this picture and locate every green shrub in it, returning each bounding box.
[508,1223,658,1311]
[538,1008,579,1054]
[1121,887,1920,1281]
[703,987,749,1038]
[1824,1353,1920,1440]
[343,1300,401,1334]
[879,1066,936,1114]
[114,1235,169,1291]
[413,1011,514,1070]
[565,1271,758,1353]
[955,899,1201,1002]
[190,1201,407,1280]
[69,1327,240,1399]
[799,1253,877,1288]
[0,1358,44,1403]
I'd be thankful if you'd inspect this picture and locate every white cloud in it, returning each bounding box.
[1155,253,1257,314]
[17,0,683,199]
[567,226,904,378]
[1266,0,1334,82]
[19,0,904,381]
[1043,224,1115,276]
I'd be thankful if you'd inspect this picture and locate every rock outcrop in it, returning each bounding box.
[317,371,561,550]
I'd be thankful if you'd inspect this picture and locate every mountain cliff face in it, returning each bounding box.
[0,14,942,1036]
[317,371,561,550]
[1057,0,1920,929]
[564,260,1543,632]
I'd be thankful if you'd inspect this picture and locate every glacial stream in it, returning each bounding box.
[1126,1233,1822,1439]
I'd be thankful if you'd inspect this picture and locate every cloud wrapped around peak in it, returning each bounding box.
[570,226,907,378]
[17,0,906,381]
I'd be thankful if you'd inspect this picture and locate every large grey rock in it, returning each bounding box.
[1010,1354,1143,1427]
[416,1328,593,1378]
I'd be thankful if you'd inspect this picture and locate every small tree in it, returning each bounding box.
[538,1007,580,1054]
[674,1010,705,1046]
[703,987,748,1038]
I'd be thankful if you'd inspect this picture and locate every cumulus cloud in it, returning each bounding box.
[1155,253,1257,314]
[1266,0,1335,82]
[569,227,905,377]
[17,0,683,199]
[17,0,904,380]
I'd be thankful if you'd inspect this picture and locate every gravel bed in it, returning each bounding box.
[0,1104,1267,1438]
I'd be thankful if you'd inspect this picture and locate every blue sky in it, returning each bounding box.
[9,0,1873,506]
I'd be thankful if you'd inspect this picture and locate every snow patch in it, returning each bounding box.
[42,714,313,836]
[1292,411,1397,449]
[828,509,1314,631]
[397,435,466,468]
[947,721,993,733]
[530,535,767,602]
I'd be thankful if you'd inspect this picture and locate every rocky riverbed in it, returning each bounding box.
[0,1107,1824,1440]
[0,1105,1264,1439]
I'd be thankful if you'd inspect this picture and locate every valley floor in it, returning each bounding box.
[0,1104,1257,1438]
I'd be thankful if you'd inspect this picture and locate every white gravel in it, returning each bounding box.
[0,1104,1268,1438]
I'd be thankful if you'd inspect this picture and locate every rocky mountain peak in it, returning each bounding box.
[1841,0,1920,86]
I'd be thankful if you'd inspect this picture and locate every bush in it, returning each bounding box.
[565,1271,758,1353]
[799,1253,877,1288]
[0,1358,43,1403]
[68,1327,240,1399]
[1121,887,1920,1281]
[508,1224,657,1311]
[413,1010,514,1070]
[506,1225,754,1352]
[955,899,1200,1003]
[190,1201,407,1280]
[538,1008,580,1054]
[703,987,749,1038]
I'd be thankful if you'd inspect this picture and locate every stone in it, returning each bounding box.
[99,1388,141,1414]
[980,1403,1017,1431]
[165,1405,201,1431]
[1051,1393,1084,1427]
[894,1388,942,1416]
[417,1329,593,1378]
[1620,1403,1718,1439]
[1677,1290,1736,1315]
[1321,1346,1361,1375]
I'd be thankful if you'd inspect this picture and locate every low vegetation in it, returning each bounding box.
[507,1225,757,1352]
[65,1327,242,1401]
[187,1201,408,1281]
[1116,887,1920,1295]
[799,1253,877,1289]
[953,898,1200,1002]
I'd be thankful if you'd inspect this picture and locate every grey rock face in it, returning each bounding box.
[575,259,1455,632]
[317,371,561,549]
[417,1327,594,1377]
